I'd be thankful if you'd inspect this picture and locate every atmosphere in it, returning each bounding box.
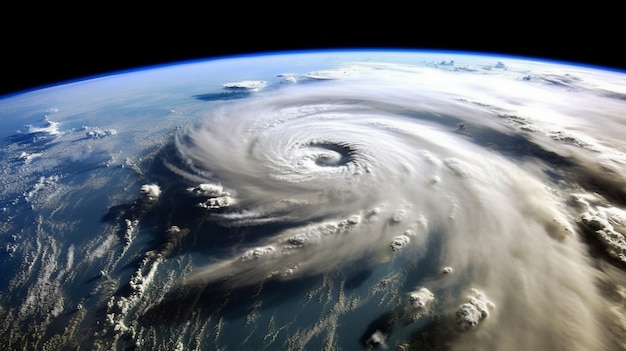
[1,50,625,351]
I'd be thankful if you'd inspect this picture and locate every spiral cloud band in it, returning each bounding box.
[169,62,626,350]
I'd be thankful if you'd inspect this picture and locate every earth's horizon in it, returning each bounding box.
[1,49,625,351]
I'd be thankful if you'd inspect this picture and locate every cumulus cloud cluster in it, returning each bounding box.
[139,184,161,202]
[187,183,235,210]
[83,126,117,139]
[576,193,626,265]
[26,117,61,135]
[455,289,494,331]
[222,80,268,91]
[409,288,435,312]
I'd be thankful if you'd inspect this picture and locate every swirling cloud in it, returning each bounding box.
[167,62,625,350]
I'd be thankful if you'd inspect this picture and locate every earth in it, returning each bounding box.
[1,50,626,351]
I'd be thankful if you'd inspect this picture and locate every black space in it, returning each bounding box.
[2,11,623,97]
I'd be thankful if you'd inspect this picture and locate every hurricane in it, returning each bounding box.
[169,62,626,350]
[2,53,626,351]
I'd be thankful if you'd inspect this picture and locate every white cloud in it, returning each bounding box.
[222,80,268,91]
[26,118,61,135]
[456,288,494,331]
[577,195,626,265]
[83,126,118,139]
[239,246,276,261]
[409,287,435,312]
[19,151,43,163]
[277,73,297,83]
[140,184,161,202]
[390,235,410,251]
[198,195,234,209]
[366,330,388,349]
[187,183,229,197]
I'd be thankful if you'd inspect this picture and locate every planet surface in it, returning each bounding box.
[1,50,626,351]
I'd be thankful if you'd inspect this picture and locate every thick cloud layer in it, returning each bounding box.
[169,62,626,350]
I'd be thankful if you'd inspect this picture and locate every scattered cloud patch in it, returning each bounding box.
[366,330,388,349]
[188,183,235,210]
[240,246,276,262]
[390,235,410,251]
[26,118,61,136]
[140,184,161,202]
[277,74,297,83]
[222,80,268,91]
[409,287,435,312]
[456,288,494,331]
[187,183,229,197]
[579,203,626,265]
[83,126,118,139]
[19,151,43,163]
